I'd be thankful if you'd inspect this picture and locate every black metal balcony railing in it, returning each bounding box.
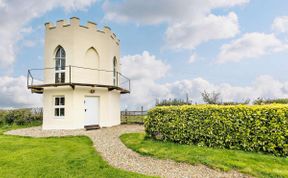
[27,65,131,94]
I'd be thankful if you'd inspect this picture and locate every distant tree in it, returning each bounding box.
[253,97,288,105]
[201,90,221,104]
[155,98,191,106]
[221,99,250,105]
[253,97,264,105]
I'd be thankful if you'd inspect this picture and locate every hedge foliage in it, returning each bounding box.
[145,105,288,156]
[0,108,42,125]
[253,98,288,105]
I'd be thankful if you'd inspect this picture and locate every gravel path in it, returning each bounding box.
[5,125,249,178]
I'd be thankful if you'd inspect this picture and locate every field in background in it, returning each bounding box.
[121,110,147,124]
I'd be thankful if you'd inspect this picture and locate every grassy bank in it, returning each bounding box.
[121,133,288,178]
[0,125,152,178]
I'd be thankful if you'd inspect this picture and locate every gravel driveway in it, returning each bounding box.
[6,125,249,178]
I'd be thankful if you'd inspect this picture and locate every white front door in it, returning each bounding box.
[84,96,99,126]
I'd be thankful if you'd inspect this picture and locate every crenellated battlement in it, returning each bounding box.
[45,17,120,45]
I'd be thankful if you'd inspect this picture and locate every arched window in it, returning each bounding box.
[113,57,117,86]
[55,47,66,83]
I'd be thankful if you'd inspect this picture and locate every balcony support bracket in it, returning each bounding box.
[69,84,75,90]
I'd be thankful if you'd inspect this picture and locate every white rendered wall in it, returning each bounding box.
[42,86,121,130]
[107,91,121,126]
[42,87,75,130]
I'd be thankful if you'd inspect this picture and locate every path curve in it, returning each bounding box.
[5,125,249,178]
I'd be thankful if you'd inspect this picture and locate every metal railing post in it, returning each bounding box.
[69,65,71,84]
[27,70,29,87]
[27,70,30,87]
[117,72,119,86]
[125,109,128,123]
[27,69,34,85]
[30,71,34,86]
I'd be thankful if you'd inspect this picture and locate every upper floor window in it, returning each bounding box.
[113,57,118,86]
[55,47,66,83]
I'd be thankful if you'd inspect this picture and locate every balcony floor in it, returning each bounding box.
[28,82,130,94]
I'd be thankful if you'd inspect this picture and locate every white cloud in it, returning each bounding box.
[0,0,96,68]
[209,0,250,8]
[0,76,41,108]
[121,51,170,80]
[121,51,288,109]
[121,51,171,109]
[165,12,239,49]
[0,0,5,8]
[122,73,288,109]
[103,0,248,49]
[120,51,288,109]
[216,33,288,63]
[188,53,198,64]
[272,16,288,34]
[166,75,288,103]
[103,0,248,24]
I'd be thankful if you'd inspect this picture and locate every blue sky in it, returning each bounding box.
[1,0,288,109]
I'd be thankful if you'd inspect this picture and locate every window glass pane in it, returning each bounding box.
[55,59,60,70]
[113,58,117,66]
[56,48,61,58]
[60,97,65,105]
[55,73,60,83]
[113,58,117,76]
[61,72,65,83]
[55,47,65,69]
[60,48,66,58]
[60,108,65,116]
[55,108,59,116]
[61,59,66,70]
[55,97,59,106]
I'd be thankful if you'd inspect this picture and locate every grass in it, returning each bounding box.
[120,133,288,178]
[0,124,152,178]
[0,122,41,134]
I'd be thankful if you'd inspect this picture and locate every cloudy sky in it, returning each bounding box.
[1,0,288,109]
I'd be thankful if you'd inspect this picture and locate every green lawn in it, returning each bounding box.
[0,125,152,178]
[121,133,288,178]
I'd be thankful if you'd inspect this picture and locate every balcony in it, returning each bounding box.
[27,65,131,94]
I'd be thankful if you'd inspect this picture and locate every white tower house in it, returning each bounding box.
[27,17,130,130]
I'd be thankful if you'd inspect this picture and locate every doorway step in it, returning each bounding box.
[84,125,100,130]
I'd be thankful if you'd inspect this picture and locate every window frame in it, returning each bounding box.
[113,57,118,86]
[54,96,65,119]
[55,47,66,84]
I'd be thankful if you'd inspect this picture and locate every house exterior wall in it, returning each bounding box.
[108,91,121,126]
[43,87,120,130]
[42,17,122,130]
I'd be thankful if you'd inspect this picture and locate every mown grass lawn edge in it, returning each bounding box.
[0,124,153,178]
[120,132,288,178]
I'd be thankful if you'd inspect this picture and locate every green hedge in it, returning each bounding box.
[145,105,288,156]
[0,108,42,125]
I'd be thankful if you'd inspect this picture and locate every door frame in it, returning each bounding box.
[84,96,100,126]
